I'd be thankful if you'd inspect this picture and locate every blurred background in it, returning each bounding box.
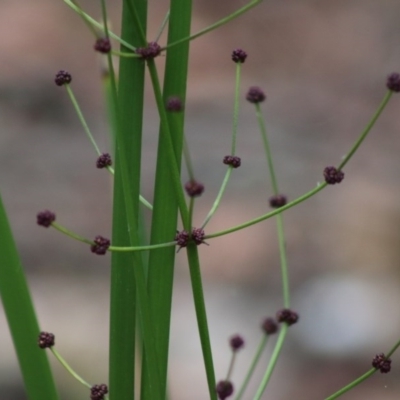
[1,0,400,399]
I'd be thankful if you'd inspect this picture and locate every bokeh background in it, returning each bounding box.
[1,0,400,399]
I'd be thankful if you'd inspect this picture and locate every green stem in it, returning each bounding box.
[65,85,102,156]
[325,338,400,400]
[163,0,262,51]
[338,90,392,170]
[155,10,170,42]
[186,244,217,400]
[51,348,91,389]
[231,63,242,155]
[201,167,233,228]
[63,0,136,50]
[235,335,268,400]
[51,222,94,244]
[253,324,288,400]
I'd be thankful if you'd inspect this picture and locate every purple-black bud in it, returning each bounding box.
[37,210,56,227]
[96,153,112,169]
[90,384,109,400]
[175,230,190,250]
[246,86,266,104]
[276,308,299,326]
[191,227,207,246]
[386,73,400,92]
[323,166,345,185]
[91,236,110,255]
[231,49,247,63]
[94,38,111,54]
[185,180,204,197]
[223,155,241,168]
[262,317,278,335]
[38,332,55,349]
[372,353,392,373]
[216,380,234,400]
[229,334,244,351]
[269,194,287,208]
[136,42,161,59]
[54,70,72,86]
[166,96,183,112]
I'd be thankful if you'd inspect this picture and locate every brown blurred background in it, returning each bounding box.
[1,0,400,399]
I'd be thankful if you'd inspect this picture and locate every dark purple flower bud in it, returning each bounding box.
[269,194,287,208]
[91,236,110,255]
[90,384,109,400]
[229,334,244,351]
[96,153,112,169]
[372,353,392,373]
[276,308,299,326]
[54,70,72,86]
[185,180,204,197]
[38,332,55,349]
[175,230,190,250]
[94,37,111,54]
[136,42,161,59]
[246,86,266,103]
[192,227,207,246]
[231,49,247,63]
[37,210,56,227]
[223,155,241,168]
[262,317,278,335]
[216,380,234,400]
[323,166,345,185]
[386,73,400,92]
[166,96,183,112]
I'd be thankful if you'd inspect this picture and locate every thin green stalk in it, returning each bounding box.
[163,0,262,51]
[63,0,136,51]
[51,348,92,389]
[186,244,217,400]
[65,85,102,156]
[235,335,268,400]
[338,90,392,170]
[155,10,170,42]
[201,167,233,228]
[183,136,195,181]
[0,194,59,400]
[325,338,400,400]
[231,63,242,155]
[253,324,288,400]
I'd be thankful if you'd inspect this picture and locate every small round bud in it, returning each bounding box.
[185,180,204,197]
[231,49,247,63]
[54,70,72,86]
[262,317,278,335]
[175,230,190,250]
[90,384,109,400]
[96,153,112,169]
[216,380,234,400]
[94,38,111,54]
[229,334,244,351]
[91,236,110,255]
[276,308,299,326]
[372,353,392,373]
[386,73,400,92]
[246,86,266,104]
[223,155,241,168]
[166,96,183,112]
[269,194,287,208]
[38,331,55,349]
[136,42,161,59]
[37,210,56,227]
[323,166,345,185]
[192,227,207,246]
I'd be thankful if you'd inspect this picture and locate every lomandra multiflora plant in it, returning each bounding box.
[1,1,400,399]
